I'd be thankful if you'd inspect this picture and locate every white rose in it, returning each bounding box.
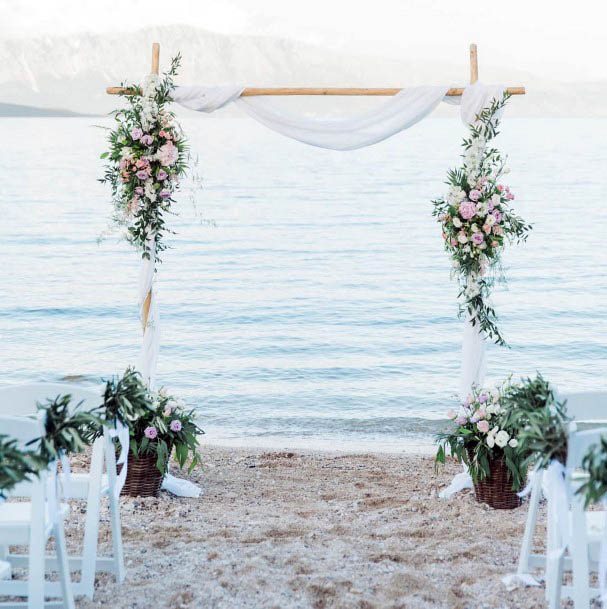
[457,232,468,244]
[508,439,518,448]
[453,217,462,228]
[470,223,479,233]
[495,430,510,448]
[476,203,488,217]
[491,194,501,206]
[486,435,495,448]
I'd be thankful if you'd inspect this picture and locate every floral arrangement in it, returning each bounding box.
[0,435,46,499]
[436,382,527,491]
[100,55,189,262]
[128,388,204,474]
[432,94,532,345]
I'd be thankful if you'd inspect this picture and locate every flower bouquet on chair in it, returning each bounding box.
[436,383,526,509]
[120,389,204,498]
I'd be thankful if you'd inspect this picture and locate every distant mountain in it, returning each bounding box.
[0,102,90,117]
[0,25,605,117]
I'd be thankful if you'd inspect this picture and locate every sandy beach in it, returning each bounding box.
[64,446,550,609]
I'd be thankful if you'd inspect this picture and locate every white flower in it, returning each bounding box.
[495,430,510,448]
[144,180,157,201]
[453,217,462,228]
[471,223,479,233]
[457,232,468,244]
[465,283,480,298]
[509,438,518,448]
[491,194,501,206]
[485,214,496,227]
[476,203,488,217]
[486,435,495,448]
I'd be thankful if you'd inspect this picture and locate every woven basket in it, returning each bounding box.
[120,449,169,498]
[472,454,522,510]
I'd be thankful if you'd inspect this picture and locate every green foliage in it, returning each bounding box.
[29,395,101,462]
[100,367,153,430]
[504,374,569,470]
[0,435,46,498]
[128,389,204,474]
[578,438,607,507]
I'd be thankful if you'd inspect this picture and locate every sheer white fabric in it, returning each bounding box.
[173,82,504,153]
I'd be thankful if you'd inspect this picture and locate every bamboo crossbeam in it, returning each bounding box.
[106,85,525,97]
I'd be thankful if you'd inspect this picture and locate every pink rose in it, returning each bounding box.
[497,184,504,192]
[136,169,150,180]
[471,232,484,246]
[492,211,502,223]
[140,134,153,146]
[130,127,143,140]
[159,189,171,199]
[469,189,482,202]
[157,169,168,181]
[144,426,158,439]
[477,420,490,433]
[455,416,468,425]
[169,420,182,432]
[459,200,476,220]
[157,141,179,166]
[483,224,492,235]
[135,186,144,195]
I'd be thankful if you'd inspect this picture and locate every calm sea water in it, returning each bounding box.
[1,116,606,451]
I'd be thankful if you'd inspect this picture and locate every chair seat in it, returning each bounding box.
[58,472,109,499]
[0,502,70,545]
[569,510,607,562]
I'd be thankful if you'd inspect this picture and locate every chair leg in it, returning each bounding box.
[108,492,125,582]
[79,439,105,599]
[518,470,542,576]
[54,518,75,609]
[547,550,565,609]
[570,506,591,609]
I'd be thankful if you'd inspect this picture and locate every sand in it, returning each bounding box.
[62,446,550,608]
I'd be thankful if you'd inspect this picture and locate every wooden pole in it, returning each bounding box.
[151,42,160,75]
[107,85,525,97]
[141,42,160,331]
[469,43,479,84]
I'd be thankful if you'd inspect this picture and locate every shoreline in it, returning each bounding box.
[198,436,438,456]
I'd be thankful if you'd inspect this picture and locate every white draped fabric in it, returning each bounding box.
[139,237,158,387]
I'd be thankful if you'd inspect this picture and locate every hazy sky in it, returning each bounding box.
[2,0,606,81]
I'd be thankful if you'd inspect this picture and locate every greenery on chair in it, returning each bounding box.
[31,395,101,462]
[0,435,46,499]
[100,367,153,430]
[504,374,569,469]
[577,438,607,507]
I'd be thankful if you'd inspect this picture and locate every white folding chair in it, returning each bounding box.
[517,391,607,581]
[545,424,607,608]
[0,413,75,609]
[0,383,126,599]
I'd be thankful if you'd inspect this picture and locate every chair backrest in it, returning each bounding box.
[0,383,103,417]
[560,391,607,423]
[566,423,607,471]
[0,412,47,499]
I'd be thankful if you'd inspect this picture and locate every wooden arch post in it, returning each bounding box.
[140,42,160,333]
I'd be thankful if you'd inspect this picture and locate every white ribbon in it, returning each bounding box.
[599,499,607,604]
[108,421,130,497]
[59,450,72,498]
[46,459,60,525]
[544,460,569,560]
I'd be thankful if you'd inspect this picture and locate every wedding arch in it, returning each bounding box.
[105,43,526,400]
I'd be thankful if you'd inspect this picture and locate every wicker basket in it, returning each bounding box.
[472,454,522,510]
[120,449,169,498]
